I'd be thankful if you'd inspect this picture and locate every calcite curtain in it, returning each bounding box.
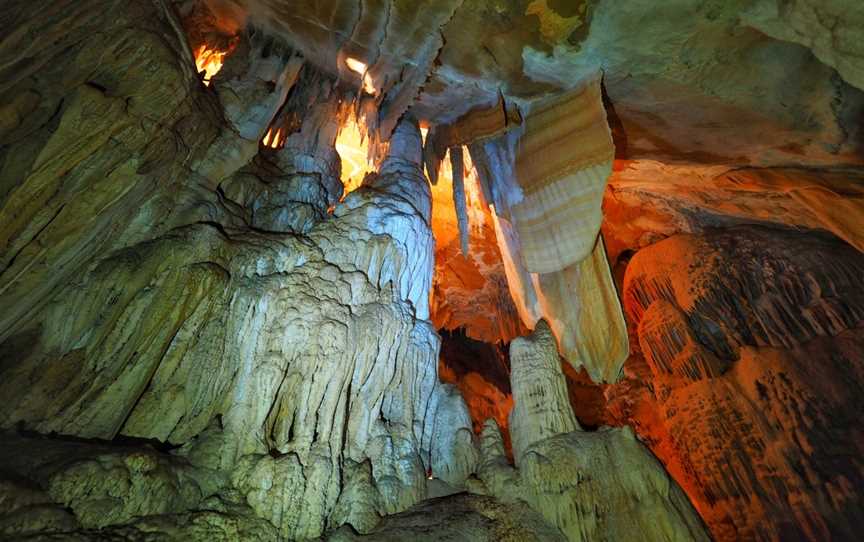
[512,77,614,274]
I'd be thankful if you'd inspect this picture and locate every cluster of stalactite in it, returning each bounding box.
[2,0,864,540]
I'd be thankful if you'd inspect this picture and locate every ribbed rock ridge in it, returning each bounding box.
[616,225,864,540]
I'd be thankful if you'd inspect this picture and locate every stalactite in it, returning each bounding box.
[3,0,864,539]
[449,146,470,258]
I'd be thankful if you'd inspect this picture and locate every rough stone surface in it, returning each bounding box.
[3,0,864,540]
[613,225,864,541]
[200,0,864,171]
[0,3,475,538]
[479,323,710,542]
[0,431,221,535]
[508,320,579,463]
[602,161,864,266]
[427,384,480,488]
[325,493,566,542]
[430,149,526,344]
[438,331,515,453]
[743,0,864,92]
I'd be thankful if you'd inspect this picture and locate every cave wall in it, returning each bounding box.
[0,1,478,538]
[595,225,864,540]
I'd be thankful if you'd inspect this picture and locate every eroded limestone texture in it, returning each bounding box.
[477,322,710,542]
[326,493,566,542]
[2,0,863,539]
[0,2,476,538]
[614,226,864,541]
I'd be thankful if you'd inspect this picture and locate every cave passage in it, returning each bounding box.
[1,1,863,541]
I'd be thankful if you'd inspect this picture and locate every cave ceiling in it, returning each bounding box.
[203,0,864,166]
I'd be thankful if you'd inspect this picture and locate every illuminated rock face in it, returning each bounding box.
[476,322,710,542]
[430,148,526,344]
[0,3,476,538]
[508,320,580,462]
[602,162,864,268]
[610,226,864,541]
[0,111,473,538]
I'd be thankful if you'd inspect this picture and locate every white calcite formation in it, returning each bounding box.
[476,321,710,542]
[325,493,567,541]
[508,320,580,463]
[0,113,477,538]
[482,135,629,383]
[4,0,861,540]
[86,121,465,540]
[0,2,476,533]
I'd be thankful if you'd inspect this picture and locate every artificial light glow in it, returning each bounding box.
[345,57,367,74]
[345,57,377,95]
[429,145,490,260]
[194,44,229,86]
[420,126,429,147]
[438,146,487,232]
[335,111,375,195]
[262,127,284,149]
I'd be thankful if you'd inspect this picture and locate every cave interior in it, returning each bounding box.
[1,0,864,540]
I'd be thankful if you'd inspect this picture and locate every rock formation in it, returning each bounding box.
[429,147,526,344]
[508,321,580,462]
[326,493,566,542]
[477,322,710,542]
[1,0,863,540]
[0,2,475,538]
[613,225,864,540]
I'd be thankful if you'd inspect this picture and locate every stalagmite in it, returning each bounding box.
[219,72,344,235]
[508,320,579,463]
[0,6,474,531]
[2,0,863,539]
[493,323,710,542]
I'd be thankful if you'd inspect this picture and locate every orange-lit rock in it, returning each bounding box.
[430,147,526,344]
[602,161,864,267]
[334,106,378,195]
[438,330,514,455]
[610,226,864,541]
[193,44,231,86]
[5,0,864,538]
